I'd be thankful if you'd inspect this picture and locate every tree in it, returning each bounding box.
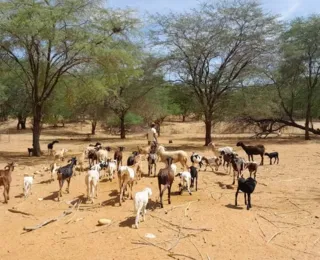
[103,53,163,139]
[0,0,138,155]
[150,0,279,145]
[247,15,320,139]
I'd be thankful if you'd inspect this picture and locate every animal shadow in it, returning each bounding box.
[216,182,235,190]
[101,196,119,207]
[119,216,136,228]
[108,190,118,196]
[147,199,160,211]
[225,204,243,210]
[15,193,24,198]
[42,191,59,201]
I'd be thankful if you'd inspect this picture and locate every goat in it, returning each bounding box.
[265,152,279,165]
[96,147,111,163]
[28,148,33,157]
[134,187,152,229]
[105,159,117,181]
[88,148,99,167]
[127,152,142,180]
[235,177,257,210]
[114,146,124,169]
[118,166,135,206]
[175,171,192,195]
[89,142,101,147]
[157,157,175,208]
[190,152,203,168]
[0,162,16,203]
[157,145,188,170]
[56,157,77,201]
[230,154,246,185]
[189,166,198,191]
[23,174,34,198]
[244,161,258,179]
[201,156,222,172]
[47,140,59,155]
[50,162,60,180]
[85,163,103,203]
[54,148,68,161]
[236,142,265,165]
[147,153,157,177]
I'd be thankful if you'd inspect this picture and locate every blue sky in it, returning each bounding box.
[107,0,320,20]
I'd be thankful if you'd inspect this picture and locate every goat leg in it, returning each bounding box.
[168,184,172,205]
[66,178,71,193]
[244,193,247,205]
[235,188,239,206]
[247,193,251,210]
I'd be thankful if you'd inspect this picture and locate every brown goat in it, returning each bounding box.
[114,146,124,169]
[157,157,175,208]
[0,162,16,203]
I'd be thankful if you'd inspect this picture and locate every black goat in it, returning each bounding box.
[236,142,265,165]
[264,152,279,165]
[189,166,198,191]
[235,177,257,210]
[127,151,139,166]
[47,140,59,155]
[56,157,77,201]
[28,148,33,157]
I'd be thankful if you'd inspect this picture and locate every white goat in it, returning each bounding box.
[157,145,189,170]
[170,163,177,175]
[50,163,60,180]
[175,171,192,195]
[23,174,34,198]
[105,159,117,181]
[85,163,101,203]
[134,187,152,229]
[96,149,109,163]
[54,148,68,161]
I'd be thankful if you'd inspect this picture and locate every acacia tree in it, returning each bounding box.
[262,16,320,140]
[150,0,279,145]
[0,0,137,155]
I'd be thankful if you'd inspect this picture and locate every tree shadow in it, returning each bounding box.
[225,204,243,210]
[119,216,135,228]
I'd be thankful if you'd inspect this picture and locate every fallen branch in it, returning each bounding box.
[8,209,35,217]
[288,199,312,215]
[255,216,266,238]
[273,243,320,257]
[267,231,283,244]
[23,207,75,232]
[65,200,82,224]
[168,253,197,260]
[137,233,169,252]
[189,238,204,260]
[258,214,278,228]
[150,214,212,232]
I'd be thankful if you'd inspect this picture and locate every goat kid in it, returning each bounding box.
[158,157,175,208]
[134,187,152,229]
[23,174,34,198]
[175,171,192,195]
[189,166,198,191]
[265,152,279,165]
[118,166,135,206]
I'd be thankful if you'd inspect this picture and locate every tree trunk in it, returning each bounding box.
[91,120,97,135]
[120,115,125,139]
[32,105,42,157]
[182,115,186,122]
[17,115,26,130]
[305,103,311,140]
[204,116,212,146]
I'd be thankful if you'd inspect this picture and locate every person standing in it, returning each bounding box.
[147,123,158,145]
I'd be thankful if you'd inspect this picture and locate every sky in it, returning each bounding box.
[106,0,320,20]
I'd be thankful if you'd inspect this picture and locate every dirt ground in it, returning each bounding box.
[0,120,320,260]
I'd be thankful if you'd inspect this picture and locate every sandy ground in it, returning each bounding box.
[0,121,320,260]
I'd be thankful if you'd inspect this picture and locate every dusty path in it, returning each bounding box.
[0,121,319,260]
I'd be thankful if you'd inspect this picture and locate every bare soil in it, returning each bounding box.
[0,120,320,260]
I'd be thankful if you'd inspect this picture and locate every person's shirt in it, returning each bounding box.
[147,127,157,142]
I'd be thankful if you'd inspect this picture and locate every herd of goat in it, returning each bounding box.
[0,140,280,228]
